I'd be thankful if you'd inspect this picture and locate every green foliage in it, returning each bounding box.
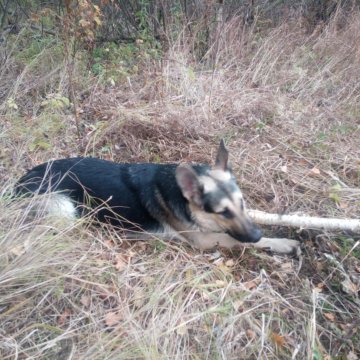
[6,98,18,111]
[29,112,65,151]
[14,33,56,64]
[151,154,161,163]
[153,240,167,252]
[331,124,357,135]
[5,92,69,152]
[317,132,327,142]
[135,0,151,38]
[337,236,360,259]
[256,121,266,131]
[100,145,111,154]
[312,346,323,360]
[90,41,160,83]
[29,139,51,151]
[41,96,71,110]
[328,183,342,205]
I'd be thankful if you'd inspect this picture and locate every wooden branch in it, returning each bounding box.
[248,210,360,233]
[1,24,56,36]
[0,0,11,31]
[30,25,56,36]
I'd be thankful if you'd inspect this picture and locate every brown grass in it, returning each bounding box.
[1,10,360,359]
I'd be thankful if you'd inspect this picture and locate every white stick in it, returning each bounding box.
[248,210,360,233]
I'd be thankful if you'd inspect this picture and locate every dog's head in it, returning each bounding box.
[176,140,262,243]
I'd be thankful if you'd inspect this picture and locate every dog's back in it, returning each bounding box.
[16,157,209,232]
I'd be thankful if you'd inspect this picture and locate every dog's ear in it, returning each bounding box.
[214,139,230,171]
[176,164,203,207]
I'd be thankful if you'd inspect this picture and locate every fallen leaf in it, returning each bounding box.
[176,323,188,336]
[202,290,210,300]
[347,351,358,360]
[136,242,147,252]
[316,282,325,291]
[323,312,336,322]
[10,244,26,257]
[142,276,153,285]
[282,308,290,316]
[246,329,255,339]
[94,258,107,266]
[339,323,350,331]
[289,177,299,185]
[341,278,359,295]
[133,288,146,308]
[104,240,115,248]
[98,291,111,300]
[280,165,288,173]
[137,264,146,273]
[310,167,321,176]
[114,254,127,271]
[104,311,123,327]
[243,279,260,290]
[125,250,136,261]
[215,280,227,287]
[31,13,40,22]
[217,264,232,274]
[297,159,309,166]
[185,268,193,282]
[233,300,244,311]
[339,201,348,209]
[280,262,293,271]
[225,259,235,267]
[80,294,91,308]
[271,332,285,347]
[58,308,71,326]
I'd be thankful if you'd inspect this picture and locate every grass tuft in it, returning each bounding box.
[1,10,360,359]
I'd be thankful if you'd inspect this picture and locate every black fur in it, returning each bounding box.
[16,157,209,232]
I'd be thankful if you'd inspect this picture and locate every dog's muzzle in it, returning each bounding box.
[226,224,262,243]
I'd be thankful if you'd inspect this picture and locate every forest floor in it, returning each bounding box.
[1,11,360,360]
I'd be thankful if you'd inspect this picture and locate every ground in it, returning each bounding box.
[0,11,359,360]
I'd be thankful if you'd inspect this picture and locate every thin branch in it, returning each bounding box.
[0,0,7,13]
[0,0,10,30]
[248,210,360,233]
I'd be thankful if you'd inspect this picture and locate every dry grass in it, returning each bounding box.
[1,10,360,359]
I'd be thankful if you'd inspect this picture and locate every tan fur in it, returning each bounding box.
[188,203,224,232]
[208,169,232,182]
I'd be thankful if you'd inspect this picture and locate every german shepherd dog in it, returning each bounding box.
[16,141,299,254]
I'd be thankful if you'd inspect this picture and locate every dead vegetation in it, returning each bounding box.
[1,9,360,360]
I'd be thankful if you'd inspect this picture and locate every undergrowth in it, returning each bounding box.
[0,9,359,360]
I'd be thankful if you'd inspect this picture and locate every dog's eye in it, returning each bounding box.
[217,208,233,219]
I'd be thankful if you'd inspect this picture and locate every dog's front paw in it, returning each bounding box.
[254,237,301,256]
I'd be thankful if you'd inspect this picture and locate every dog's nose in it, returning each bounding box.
[249,225,262,243]
[226,223,263,243]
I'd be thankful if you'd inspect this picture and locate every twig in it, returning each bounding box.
[248,210,360,232]
[62,10,81,139]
